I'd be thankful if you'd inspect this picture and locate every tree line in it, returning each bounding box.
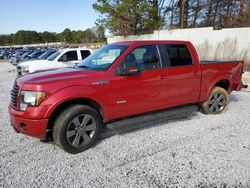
[93,0,250,36]
[0,27,106,46]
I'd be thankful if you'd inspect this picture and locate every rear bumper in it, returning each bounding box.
[233,81,247,91]
[9,106,48,139]
[242,84,248,89]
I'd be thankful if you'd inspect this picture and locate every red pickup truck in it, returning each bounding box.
[9,41,244,154]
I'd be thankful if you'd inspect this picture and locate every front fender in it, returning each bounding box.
[43,85,109,121]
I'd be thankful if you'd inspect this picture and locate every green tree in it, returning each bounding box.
[96,25,105,40]
[93,0,164,36]
[61,28,73,42]
[0,27,105,46]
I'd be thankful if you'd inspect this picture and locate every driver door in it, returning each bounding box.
[58,50,79,67]
[109,44,168,119]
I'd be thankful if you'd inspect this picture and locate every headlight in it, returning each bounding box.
[20,65,29,75]
[20,91,46,111]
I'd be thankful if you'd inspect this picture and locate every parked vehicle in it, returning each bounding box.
[16,47,92,76]
[1,47,61,65]
[37,49,57,60]
[11,49,57,70]
[9,41,244,154]
[11,50,33,65]
[11,48,57,65]
[25,50,45,60]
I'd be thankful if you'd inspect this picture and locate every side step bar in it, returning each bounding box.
[106,105,198,131]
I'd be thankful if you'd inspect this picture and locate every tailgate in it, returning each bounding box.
[231,61,244,91]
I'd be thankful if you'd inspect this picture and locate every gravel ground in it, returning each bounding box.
[242,72,250,92]
[0,62,250,187]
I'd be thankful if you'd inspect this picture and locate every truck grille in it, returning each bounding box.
[16,66,21,76]
[11,83,19,108]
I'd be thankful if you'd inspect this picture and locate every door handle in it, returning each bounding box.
[193,71,199,76]
[159,75,166,80]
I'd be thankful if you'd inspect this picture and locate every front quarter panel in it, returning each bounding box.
[43,85,109,121]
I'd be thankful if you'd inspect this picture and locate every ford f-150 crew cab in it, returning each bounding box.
[17,47,92,76]
[9,41,244,154]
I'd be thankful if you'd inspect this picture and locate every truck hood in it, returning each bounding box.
[17,59,69,73]
[16,67,109,94]
[18,68,98,86]
[18,59,49,66]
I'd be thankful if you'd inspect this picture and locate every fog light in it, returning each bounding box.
[20,123,28,131]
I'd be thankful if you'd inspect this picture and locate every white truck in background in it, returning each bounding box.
[17,47,92,76]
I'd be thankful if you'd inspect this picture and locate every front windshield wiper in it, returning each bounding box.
[77,65,92,70]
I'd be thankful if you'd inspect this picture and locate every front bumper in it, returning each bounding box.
[9,105,48,139]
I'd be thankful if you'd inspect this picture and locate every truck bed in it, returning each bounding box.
[199,60,244,101]
[201,60,244,65]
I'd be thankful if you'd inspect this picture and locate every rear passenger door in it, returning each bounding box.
[80,50,91,60]
[164,44,201,107]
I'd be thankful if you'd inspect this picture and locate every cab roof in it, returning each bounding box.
[59,47,92,53]
[112,40,190,46]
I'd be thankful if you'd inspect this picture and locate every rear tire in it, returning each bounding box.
[200,87,229,114]
[53,105,102,154]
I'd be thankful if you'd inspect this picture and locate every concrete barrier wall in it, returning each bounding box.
[107,27,250,65]
[0,42,64,48]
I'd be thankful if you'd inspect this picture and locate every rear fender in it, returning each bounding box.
[204,75,231,101]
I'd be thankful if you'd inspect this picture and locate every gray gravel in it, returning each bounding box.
[0,62,250,187]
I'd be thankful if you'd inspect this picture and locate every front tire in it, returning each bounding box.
[53,105,102,154]
[200,87,229,114]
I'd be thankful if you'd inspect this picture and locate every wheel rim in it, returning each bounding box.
[66,114,97,148]
[208,92,226,113]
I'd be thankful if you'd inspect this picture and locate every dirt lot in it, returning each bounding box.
[0,62,250,187]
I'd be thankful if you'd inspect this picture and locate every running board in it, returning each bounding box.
[105,105,198,131]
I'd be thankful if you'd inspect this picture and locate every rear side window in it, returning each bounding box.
[167,45,193,66]
[62,51,78,61]
[80,50,91,60]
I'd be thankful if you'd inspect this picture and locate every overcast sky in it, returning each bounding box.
[0,0,99,34]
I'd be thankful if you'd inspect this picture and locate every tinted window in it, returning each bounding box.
[167,45,193,66]
[80,50,91,60]
[60,51,78,61]
[119,45,161,70]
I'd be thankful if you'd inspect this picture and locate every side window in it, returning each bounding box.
[167,45,193,66]
[59,51,78,61]
[81,50,91,60]
[119,45,161,70]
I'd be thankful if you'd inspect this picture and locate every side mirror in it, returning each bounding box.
[117,66,140,76]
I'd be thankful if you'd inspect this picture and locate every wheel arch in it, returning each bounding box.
[214,79,230,92]
[47,98,104,133]
[205,77,231,101]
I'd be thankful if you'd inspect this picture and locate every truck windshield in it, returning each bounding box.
[47,51,61,61]
[39,50,57,59]
[78,45,128,71]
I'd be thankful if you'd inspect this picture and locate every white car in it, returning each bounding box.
[17,47,92,76]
